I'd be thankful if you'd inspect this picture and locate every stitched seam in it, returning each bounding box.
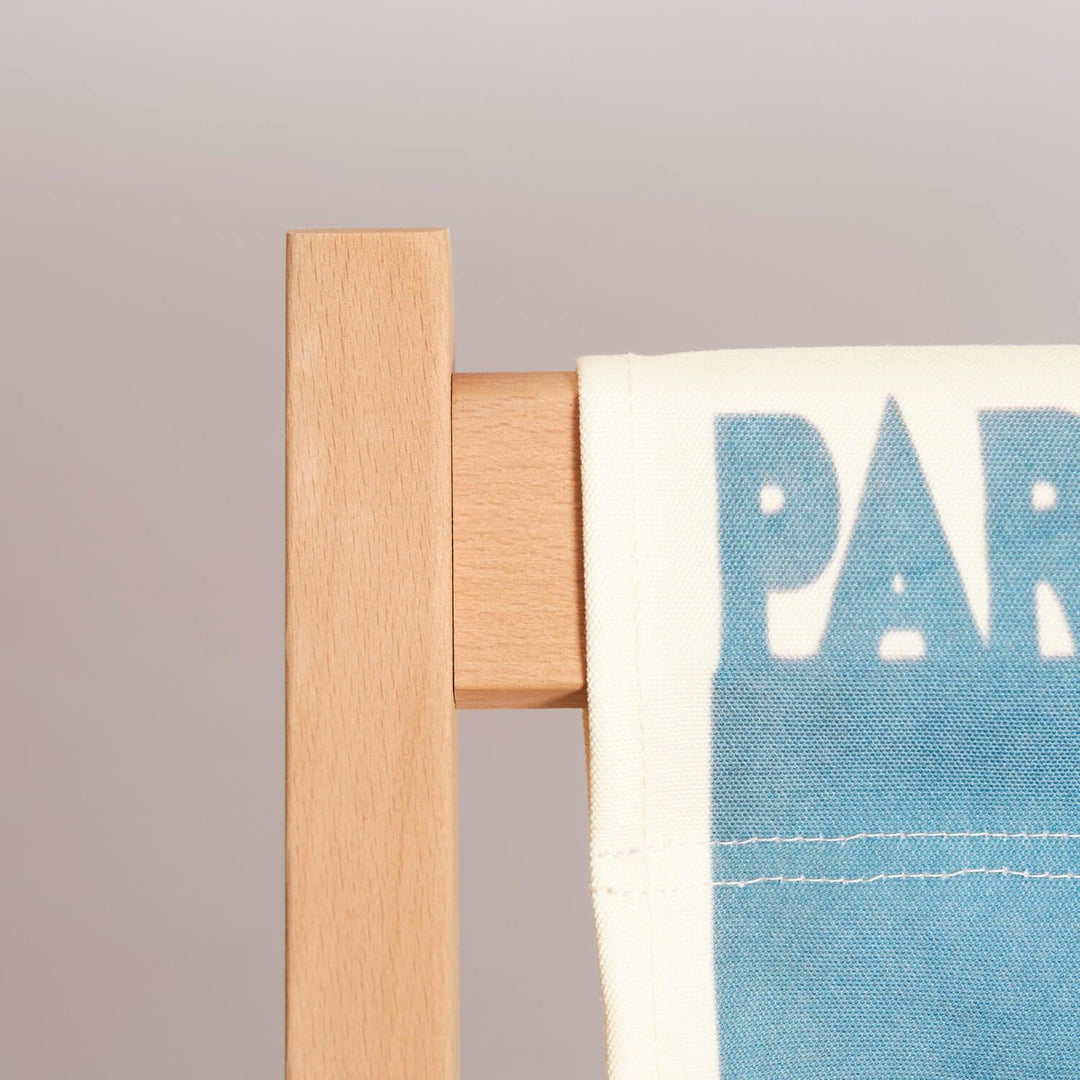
[594,867,1080,894]
[595,829,1080,858]
[625,358,661,1079]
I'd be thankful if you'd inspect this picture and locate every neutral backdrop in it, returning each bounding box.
[6,2,1080,1076]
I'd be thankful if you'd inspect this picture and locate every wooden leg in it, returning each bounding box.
[286,230,457,1079]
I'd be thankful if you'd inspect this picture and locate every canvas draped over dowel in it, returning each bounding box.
[579,347,1080,1080]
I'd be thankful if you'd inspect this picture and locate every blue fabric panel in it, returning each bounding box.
[711,402,1080,1076]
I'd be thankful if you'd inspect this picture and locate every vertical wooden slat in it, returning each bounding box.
[286,230,456,1079]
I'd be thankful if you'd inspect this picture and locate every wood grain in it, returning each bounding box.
[286,230,457,1079]
[452,371,585,708]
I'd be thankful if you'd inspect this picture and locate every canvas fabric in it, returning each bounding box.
[579,347,1080,1079]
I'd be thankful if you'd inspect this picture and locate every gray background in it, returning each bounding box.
[4,1,1080,1076]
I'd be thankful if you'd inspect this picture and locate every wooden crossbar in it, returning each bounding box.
[285,229,586,1079]
[452,371,584,708]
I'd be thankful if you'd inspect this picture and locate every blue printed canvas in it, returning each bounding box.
[579,348,1080,1080]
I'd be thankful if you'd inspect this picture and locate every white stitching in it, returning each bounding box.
[595,830,1080,859]
[593,867,1080,894]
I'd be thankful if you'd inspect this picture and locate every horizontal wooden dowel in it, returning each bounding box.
[452,371,586,708]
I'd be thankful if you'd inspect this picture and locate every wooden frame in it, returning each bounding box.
[453,370,584,708]
[285,230,585,1078]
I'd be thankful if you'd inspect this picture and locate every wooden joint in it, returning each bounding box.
[451,371,585,709]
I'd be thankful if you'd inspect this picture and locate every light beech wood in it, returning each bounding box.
[286,230,457,1079]
[286,229,590,1080]
[452,371,586,708]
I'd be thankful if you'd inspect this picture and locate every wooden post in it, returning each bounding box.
[285,230,457,1079]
